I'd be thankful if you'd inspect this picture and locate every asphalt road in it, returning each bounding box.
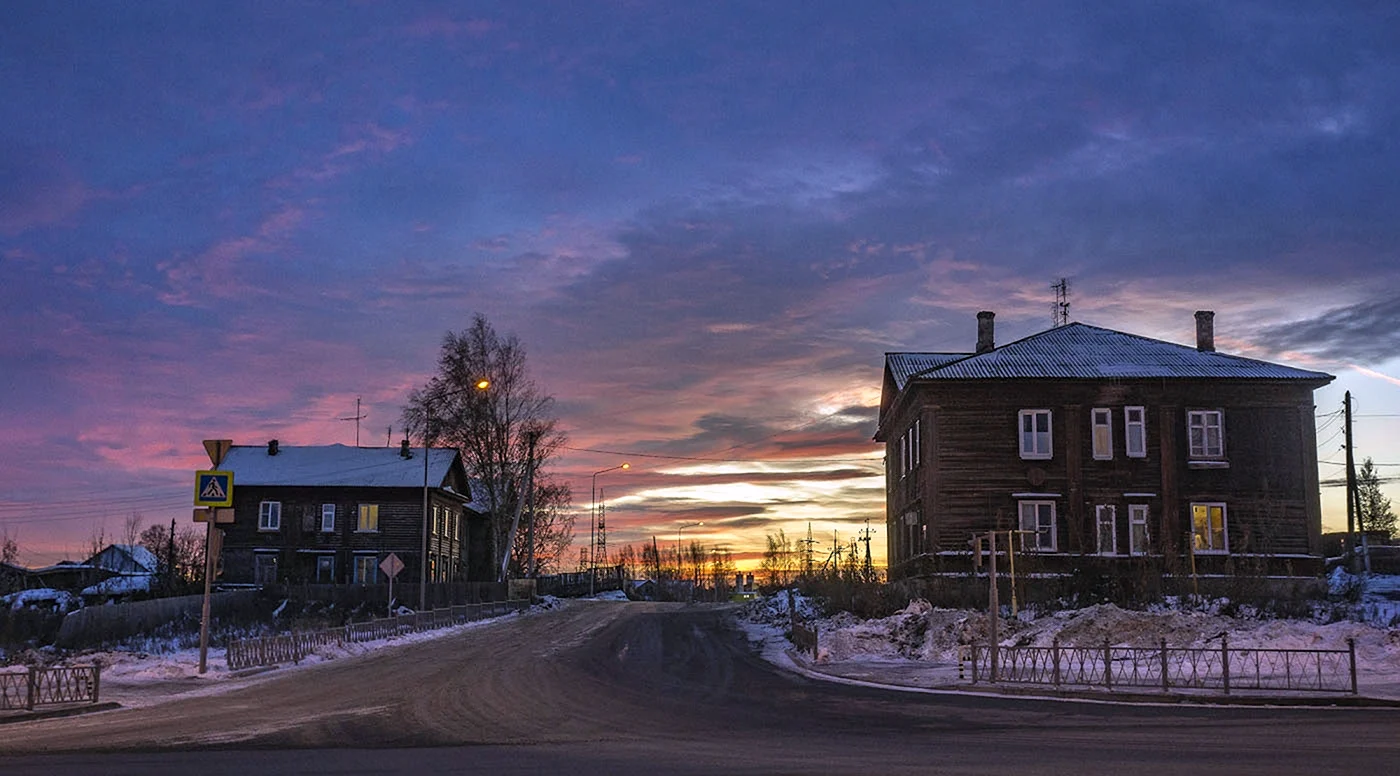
[2,601,1397,775]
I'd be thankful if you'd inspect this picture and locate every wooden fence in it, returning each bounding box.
[226,600,529,671]
[963,636,1357,695]
[0,665,101,711]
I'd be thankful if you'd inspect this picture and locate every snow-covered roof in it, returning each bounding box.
[218,444,462,489]
[90,544,158,574]
[891,322,1334,383]
[82,573,155,597]
[886,353,969,390]
[2,587,77,611]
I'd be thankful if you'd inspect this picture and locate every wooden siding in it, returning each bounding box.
[885,379,1323,574]
[221,484,470,585]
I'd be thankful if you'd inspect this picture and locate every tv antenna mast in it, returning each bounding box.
[1051,278,1071,328]
[339,396,368,446]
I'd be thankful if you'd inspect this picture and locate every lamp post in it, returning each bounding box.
[590,462,629,595]
[677,520,703,585]
[420,378,490,611]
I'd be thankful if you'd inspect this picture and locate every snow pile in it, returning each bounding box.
[2,588,78,612]
[740,589,820,627]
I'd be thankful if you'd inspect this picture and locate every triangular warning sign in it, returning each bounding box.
[200,476,227,500]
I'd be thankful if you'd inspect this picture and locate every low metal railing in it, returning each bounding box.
[791,622,819,656]
[227,600,530,671]
[964,636,1357,694]
[0,665,102,711]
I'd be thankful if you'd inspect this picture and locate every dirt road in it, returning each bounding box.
[3,600,1399,775]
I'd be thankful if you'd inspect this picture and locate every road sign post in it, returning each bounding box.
[380,552,405,619]
[197,440,233,675]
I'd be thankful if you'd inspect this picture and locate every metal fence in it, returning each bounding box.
[226,600,530,671]
[0,665,102,711]
[963,636,1357,695]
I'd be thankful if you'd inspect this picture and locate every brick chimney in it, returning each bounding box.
[267,439,279,456]
[976,311,996,354]
[1195,310,1215,352]
[399,439,413,459]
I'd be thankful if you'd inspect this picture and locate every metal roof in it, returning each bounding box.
[219,444,461,489]
[891,323,1334,383]
[886,352,970,389]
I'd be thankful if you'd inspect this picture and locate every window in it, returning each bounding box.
[357,504,379,532]
[899,419,921,478]
[1095,505,1117,555]
[315,555,335,583]
[1091,409,1113,460]
[1125,407,1147,458]
[321,504,336,533]
[1188,410,1224,459]
[254,553,278,585]
[1018,501,1056,552]
[258,501,281,531]
[902,509,921,559]
[450,513,458,541]
[353,555,378,583]
[1191,503,1228,553]
[1019,410,1052,460]
[1129,504,1150,556]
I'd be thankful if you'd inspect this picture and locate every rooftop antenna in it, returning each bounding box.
[1052,278,1071,328]
[338,396,368,446]
[386,426,392,447]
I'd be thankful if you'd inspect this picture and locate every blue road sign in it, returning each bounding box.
[195,470,234,507]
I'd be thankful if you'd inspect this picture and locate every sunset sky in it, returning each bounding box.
[3,2,1399,571]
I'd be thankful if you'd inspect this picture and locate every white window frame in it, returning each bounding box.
[1128,504,1150,556]
[1019,409,1053,460]
[320,503,336,533]
[315,555,335,583]
[1018,500,1057,552]
[1095,504,1117,555]
[258,501,282,531]
[1125,406,1147,458]
[357,504,379,533]
[898,419,921,479]
[1191,502,1228,554]
[353,554,378,584]
[1187,410,1224,459]
[1091,408,1113,460]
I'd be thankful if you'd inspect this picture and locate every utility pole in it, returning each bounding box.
[524,431,538,578]
[1345,391,1358,571]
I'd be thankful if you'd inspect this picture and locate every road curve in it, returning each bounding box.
[2,601,1398,775]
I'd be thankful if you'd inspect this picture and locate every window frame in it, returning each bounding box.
[353,554,378,584]
[357,503,380,533]
[321,503,336,533]
[1190,502,1229,554]
[1095,504,1117,556]
[315,555,335,583]
[1187,410,1225,459]
[253,552,278,585]
[1018,409,1053,460]
[1125,406,1147,458]
[1128,504,1150,556]
[258,501,282,531]
[1017,500,1057,552]
[1091,408,1113,460]
[898,419,921,479]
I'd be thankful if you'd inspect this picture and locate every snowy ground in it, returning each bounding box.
[737,574,1400,701]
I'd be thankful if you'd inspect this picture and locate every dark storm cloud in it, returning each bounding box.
[1255,296,1400,365]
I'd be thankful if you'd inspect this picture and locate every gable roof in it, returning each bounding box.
[891,322,1334,383]
[886,352,971,390]
[89,544,158,574]
[219,444,463,489]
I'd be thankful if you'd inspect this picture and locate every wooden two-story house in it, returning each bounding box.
[875,311,1334,583]
[217,440,491,586]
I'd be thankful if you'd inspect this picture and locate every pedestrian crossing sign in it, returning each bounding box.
[195,470,234,507]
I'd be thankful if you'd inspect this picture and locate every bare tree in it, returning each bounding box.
[140,521,205,596]
[404,314,568,581]
[122,512,144,549]
[761,529,796,588]
[507,480,575,575]
[1,528,18,565]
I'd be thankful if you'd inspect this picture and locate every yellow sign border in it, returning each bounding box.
[195,470,234,507]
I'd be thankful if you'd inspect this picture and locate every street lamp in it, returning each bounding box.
[678,520,703,585]
[420,378,490,611]
[590,462,629,595]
